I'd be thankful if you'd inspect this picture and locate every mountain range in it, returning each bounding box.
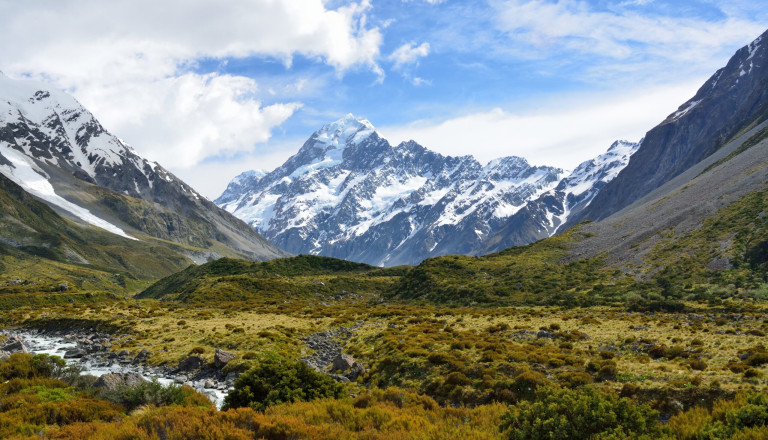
[216,116,637,266]
[218,29,768,268]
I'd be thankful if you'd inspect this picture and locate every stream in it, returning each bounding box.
[3,330,229,409]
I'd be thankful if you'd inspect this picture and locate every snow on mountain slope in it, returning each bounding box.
[217,115,584,266]
[0,144,134,239]
[551,140,640,233]
[0,72,287,261]
[470,139,640,256]
[0,73,142,238]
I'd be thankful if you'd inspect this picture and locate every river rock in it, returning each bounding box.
[94,373,147,391]
[0,336,27,353]
[204,379,216,389]
[214,348,236,369]
[178,355,205,372]
[63,348,87,359]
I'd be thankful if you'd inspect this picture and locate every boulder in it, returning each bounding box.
[63,348,87,359]
[135,349,151,360]
[0,336,27,353]
[94,373,146,391]
[178,355,205,372]
[214,348,236,369]
[331,353,356,372]
[345,362,366,381]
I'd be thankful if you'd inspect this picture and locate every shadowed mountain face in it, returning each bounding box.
[0,73,288,265]
[570,29,768,226]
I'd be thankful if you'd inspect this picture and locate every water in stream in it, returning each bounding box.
[9,331,228,409]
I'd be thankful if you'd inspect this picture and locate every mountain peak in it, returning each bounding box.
[312,114,376,150]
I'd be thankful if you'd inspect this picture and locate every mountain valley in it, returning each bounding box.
[0,23,767,440]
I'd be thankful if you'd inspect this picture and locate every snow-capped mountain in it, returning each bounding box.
[0,72,287,262]
[217,114,637,266]
[475,140,639,255]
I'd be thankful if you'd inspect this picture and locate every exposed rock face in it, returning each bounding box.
[571,29,768,225]
[94,373,147,391]
[214,348,236,369]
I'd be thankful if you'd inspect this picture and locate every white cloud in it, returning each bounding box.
[389,42,431,69]
[169,141,302,200]
[492,0,764,64]
[379,79,705,170]
[0,0,382,168]
[96,73,302,169]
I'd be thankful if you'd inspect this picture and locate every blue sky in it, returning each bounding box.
[1,0,766,197]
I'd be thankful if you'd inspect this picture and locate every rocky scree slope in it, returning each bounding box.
[571,28,768,225]
[568,119,768,278]
[0,73,287,263]
[217,115,635,266]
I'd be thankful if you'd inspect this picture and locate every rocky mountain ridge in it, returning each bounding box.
[217,115,636,266]
[571,28,768,225]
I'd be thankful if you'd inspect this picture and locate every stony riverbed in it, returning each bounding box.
[0,329,230,408]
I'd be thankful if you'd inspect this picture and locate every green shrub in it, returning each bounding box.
[0,353,65,380]
[499,387,662,440]
[223,358,344,411]
[509,370,549,400]
[100,379,213,411]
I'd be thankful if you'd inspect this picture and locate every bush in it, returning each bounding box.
[499,387,662,440]
[669,392,768,440]
[0,353,65,380]
[509,370,549,400]
[556,372,593,388]
[223,358,345,411]
[100,380,213,411]
[189,346,205,355]
[690,358,708,371]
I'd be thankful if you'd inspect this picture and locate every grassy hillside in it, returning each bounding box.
[0,173,198,301]
[137,254,404,303]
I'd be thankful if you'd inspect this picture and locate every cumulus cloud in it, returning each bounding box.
[97,73,302,168]
[0,0,382,168]
[389,42,431,69]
